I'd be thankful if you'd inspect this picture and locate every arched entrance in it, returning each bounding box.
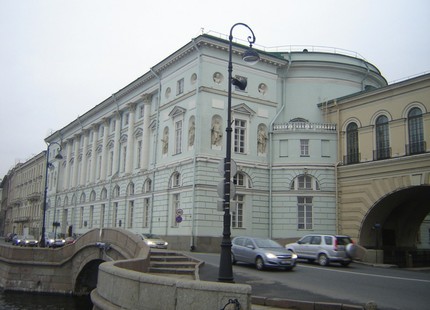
[360,185,430,266]
[74,259,105,295]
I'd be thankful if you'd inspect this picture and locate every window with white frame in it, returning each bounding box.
[170,172,181,188]
[300,139,309,156]
[143,198,150,228]
[298,196,313,229]
[177,78,184,95]
[232,194,244,228]
[144,178,152,193]
[233,172,251,188]
[89,205,94,228]
[100,204,105,228]
[175,119,183,154]
[172,193,180,227]
[128,200,134,228]
[234,119,247,154]
[290,174,320,190]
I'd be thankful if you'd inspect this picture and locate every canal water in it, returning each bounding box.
[0,289,93,309]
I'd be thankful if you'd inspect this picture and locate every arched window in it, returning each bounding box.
[89,190,96,202]
[170,172,181,188]
[375,115,390,160]
[100,188,107,200]
[127,182,135,196]
[407,107,425,154]
[233,172,252,189]
[112,185,120,198]
[290,174,320,190]
[80,192,86,203]
[143,178,152,193]
[346,122,359,164]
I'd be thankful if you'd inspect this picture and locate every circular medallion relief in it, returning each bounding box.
[258,83,268,94]
[213,72,224,84]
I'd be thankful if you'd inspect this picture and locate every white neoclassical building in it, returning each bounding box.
[43,33,389,252]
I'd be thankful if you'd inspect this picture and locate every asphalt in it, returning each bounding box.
[197,262,366,310]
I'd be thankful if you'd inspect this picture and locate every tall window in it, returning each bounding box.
[346,122,359,164]
[232,194,244,228]
[172,193,180,227]
[113,202,118,227]
[121,145,127,172]
[136,140,142,168]
[175,120,182,154]
[89,205,94,228]
[100,204,105,228]
[234,119,246,153]
[79,207,84,229]
[298,197,313,229]
[143,198,150,228]
[177,78,184,95]
[375,115,390,160]
[300,139,309,156]
[128,200,134,228]
[408,107,424,154]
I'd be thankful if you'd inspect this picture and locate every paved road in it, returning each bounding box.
[186,252,430,310]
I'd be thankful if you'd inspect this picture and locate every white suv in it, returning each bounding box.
[286,234,356,266]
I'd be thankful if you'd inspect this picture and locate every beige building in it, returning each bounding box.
[3,152,46,237]
[321,73,430,265]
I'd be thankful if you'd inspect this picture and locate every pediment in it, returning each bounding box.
[232,103,255,117]
[168,106,186,118]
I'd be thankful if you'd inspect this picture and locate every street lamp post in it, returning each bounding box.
[40,142,63,248]
[218,23,260,283]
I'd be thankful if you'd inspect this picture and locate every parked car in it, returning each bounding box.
[231,236,297,271]
[64,236,76,245]
[12,235,24,246]
[285,234,356,266]
[138,233,168,249]
[22,235,38,247]
[5,233,16,242]
[45,233,65,248]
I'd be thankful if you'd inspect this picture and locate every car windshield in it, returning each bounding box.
[143,234,160,239]
[254,238,282,248]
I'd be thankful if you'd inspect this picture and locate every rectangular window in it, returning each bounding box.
[177,78,184,95]
[136,140,142,168]
[175,120,182,154]
[172,193,180,227]
[139,104,144,119]
[234,119,246,154]
[79,207,84,229]
[300,139,309,156]
[100,204,105,228]
[298,197,313,229]
[232,194,244,228]
[128,200,134,228]
[89,205,94,229]
[108,150,114,176]
[113,202,118,227]
[123,112,129,127]
[121,145,127,172]
[143,198,150,228]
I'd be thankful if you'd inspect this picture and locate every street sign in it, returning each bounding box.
[217,180,236,198]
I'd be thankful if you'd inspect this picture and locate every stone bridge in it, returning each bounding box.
[0,228,148,295]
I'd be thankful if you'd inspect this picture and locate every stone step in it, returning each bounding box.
[149,267,196,275]
[148,250,199,278]
[150,261,197,268]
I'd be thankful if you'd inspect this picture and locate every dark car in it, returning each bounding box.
[286,234,356,266]
[12,235,24,246]
[231,236,297,271]
[5,233,16,242]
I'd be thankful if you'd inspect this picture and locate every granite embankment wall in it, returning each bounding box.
[91,257,252,310]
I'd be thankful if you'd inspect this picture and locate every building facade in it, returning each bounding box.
[2,152,46,237]
[42,33,389,252]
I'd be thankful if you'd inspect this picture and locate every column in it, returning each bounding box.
[90,124,99,183]
[64,140,73,189]
[100,118,109,180]
[72,135,80,188]
[141,94,152,171]
[125,102,136,174]
[80,130,89,185]
[112,113,121,175]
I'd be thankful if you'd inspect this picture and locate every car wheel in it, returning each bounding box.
[318,254,329,266]
[255,257,265,271]
[231,253,237,265]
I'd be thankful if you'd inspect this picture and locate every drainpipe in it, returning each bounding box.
[190,38,201,251]
[268,54,292,239]
[335,160,342,235]
[149,68,161,235]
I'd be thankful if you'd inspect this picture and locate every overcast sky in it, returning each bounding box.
[1,0,429,178]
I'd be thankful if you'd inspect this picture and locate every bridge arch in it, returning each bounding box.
[359,185,430,249]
